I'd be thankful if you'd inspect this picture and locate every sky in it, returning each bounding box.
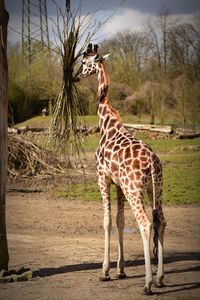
[5,0,200,46]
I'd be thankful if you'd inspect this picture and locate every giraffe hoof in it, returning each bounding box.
[143,287,153,295]
[99,275,111,282]
[116,273,127,279]
[154,282,166,288]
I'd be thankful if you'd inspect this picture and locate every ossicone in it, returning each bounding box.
[87,43,93,53]
[94,44,99,53]
[86,43,99,54]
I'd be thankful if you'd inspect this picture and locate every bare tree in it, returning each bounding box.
[173,74,192,128]
[0,0,9,271]
[146,9,171,73]
[168,14,200,80]
[102,31,146,88]
[189,14,200,79]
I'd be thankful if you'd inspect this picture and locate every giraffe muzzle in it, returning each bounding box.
[74,75,81,82]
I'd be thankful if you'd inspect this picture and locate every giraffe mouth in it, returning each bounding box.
[74,75,81,82]
[74,71,84,82]
[74,72,93,82]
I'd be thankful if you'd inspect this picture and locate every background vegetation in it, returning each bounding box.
[8,11,200,129]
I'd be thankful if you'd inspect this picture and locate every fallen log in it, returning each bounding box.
[176,132,200,139]
[124,123,173,134]
[7,188,43,193]
[8,126,44,134]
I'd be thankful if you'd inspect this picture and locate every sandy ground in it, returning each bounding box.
[0,177,200,300]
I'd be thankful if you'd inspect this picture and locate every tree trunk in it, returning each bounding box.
[0,0,9,271]
[150,90,155,125]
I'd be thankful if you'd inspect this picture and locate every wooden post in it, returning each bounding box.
[0,0,9,271]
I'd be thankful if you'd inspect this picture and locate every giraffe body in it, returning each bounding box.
[76,44,166,294]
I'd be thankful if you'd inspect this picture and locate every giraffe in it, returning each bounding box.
[75,43,166,295]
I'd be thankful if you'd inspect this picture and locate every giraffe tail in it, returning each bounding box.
[151,169,160,262]
[152,208,160,262]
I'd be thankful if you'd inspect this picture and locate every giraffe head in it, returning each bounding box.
[75,43,110,81]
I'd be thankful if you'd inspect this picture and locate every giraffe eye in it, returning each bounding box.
[82,61,86,65]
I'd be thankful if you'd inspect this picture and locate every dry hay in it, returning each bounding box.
[8,134,66,177]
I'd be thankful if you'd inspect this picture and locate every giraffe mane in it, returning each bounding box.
[107,103,123,123]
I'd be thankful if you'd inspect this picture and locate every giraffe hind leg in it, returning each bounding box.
[125,190,153,294]
[140,220,153,294]
[115,185,126,279]
[147,186,166,287]
[155,205,166,287]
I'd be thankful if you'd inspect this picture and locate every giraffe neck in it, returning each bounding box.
[97,62,125,138]
[97,62,110,103]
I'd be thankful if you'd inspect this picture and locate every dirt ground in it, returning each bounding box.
[1,176,200,300]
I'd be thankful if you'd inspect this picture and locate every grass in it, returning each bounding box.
[83,134,99,152]
[162,153,200,204]
[15,116,51,129]
[83,131,200,153]
[79,114,151,125]
[55,182,117,202]
[144,138,200,153]
[79,115,98,126]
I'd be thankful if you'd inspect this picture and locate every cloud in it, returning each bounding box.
[101,9,152,37]
[95,8,197,41]
[7,6,197,46]
[7,14,22,45]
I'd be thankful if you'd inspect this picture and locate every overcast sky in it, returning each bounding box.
[5,0,200,45]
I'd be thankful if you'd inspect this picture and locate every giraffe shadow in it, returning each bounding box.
[32,251,200,279]
[32,251,200,295]
[152,282,200,296]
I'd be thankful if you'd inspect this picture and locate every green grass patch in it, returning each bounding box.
[15,115,98,129]
[80,114,149,127]
[161,152,200,204]
[83,132,200,154]
[145,138,200,153]
[15,116,51,129]
[56,182,117,202]
[83,134,99,152]
[79,115,98,127]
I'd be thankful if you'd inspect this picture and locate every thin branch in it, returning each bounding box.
[9,26,60,55]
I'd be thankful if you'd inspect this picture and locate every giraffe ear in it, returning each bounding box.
[102,54,110,61]
[94,53,110,62]
[93,54,100,61]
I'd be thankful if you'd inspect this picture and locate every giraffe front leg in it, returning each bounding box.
[116,185,126,279]
[98,175,112,281]
[100,208,112,281]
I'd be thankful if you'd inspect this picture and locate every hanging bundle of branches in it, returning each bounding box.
[48,1,114,163]
[49,7,82,162]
